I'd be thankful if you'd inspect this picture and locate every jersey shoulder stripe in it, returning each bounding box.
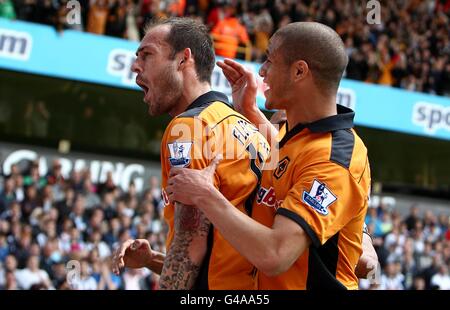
[330,129,355,169]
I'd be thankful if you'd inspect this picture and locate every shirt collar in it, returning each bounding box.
[279,105,355,148]
[185,91,231,111]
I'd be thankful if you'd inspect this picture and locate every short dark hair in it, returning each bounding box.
[274,22,348,94]
[145,17,215,84]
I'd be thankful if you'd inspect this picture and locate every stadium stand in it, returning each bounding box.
[1,160,450,289]
[1,0,449,96]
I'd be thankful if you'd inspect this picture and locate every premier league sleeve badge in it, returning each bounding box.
[167,141,193,168]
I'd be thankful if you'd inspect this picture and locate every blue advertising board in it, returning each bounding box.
[1,18,449,140]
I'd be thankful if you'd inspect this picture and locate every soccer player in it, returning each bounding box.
[112,17,270,290]
[167,22,374,289]
[269,110,378,280]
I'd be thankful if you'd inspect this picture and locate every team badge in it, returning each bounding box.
[168,141,193,168]
[302,179,337,215]
[274,156,290,179]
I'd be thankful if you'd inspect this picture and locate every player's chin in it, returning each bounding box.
[147,105,157,116]
[265,100,276,111]
[144,100,154,115]
[147,103,162,117]
[266,98,284,111]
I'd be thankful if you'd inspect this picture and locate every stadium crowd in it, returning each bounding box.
[0,159,450,290]
[362,203,450,290]
[0,160,165,289]
[0,0,449,96]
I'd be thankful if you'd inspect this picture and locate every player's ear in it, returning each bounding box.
[179,48,192,68]
[293,60,309,82]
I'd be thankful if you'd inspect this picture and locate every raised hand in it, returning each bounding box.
[217,59,258,116]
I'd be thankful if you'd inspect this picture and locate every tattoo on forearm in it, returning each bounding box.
[159,203,210,289]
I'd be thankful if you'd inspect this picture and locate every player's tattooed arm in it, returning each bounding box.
[159,202,211,289]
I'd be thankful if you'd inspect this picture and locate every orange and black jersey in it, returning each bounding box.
[253,105,371,290]
[161,91,270,290]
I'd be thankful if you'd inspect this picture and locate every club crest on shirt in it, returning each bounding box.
[274,156,290,179]
[167,141,193,168]
[302,179,337,215]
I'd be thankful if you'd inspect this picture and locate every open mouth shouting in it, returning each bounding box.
[136,77,150,101]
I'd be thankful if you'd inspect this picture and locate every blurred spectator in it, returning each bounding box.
[11,228,31,267]
[15,255,53,289]
[125,0,140,41]
[87,0,109,35]
[422,253,443,289]
[425,222,442,243]
[71,259,98,290]
[98,171,117,196]
[82,179,101,209]
[46,160,66,203]
[0,233,8,262]
[138,0,159,38]
[252,8,273,61]
[410,276,426,290]
[54,0,75,32]
[0,255,18,286]
[416,241,434,270]
[97,258,122,289]
[0,0,16,19]
[430,264,450,290]
[122,267,151,290]
[40,185,54,213]
[147,176,162,212]
[379,261,405,290]
[13,175,25,203]
[106,0,127,37]
[366,206,383,237]
[437,213,449,232]
[405,205,421,231]
[51,261,68,289]
[70,196,87,232]
[21,185,39,222]
[58,219,74,254]
[85,229,111,259]
[167,0,186,17]
[211,3,250,59]
[380,212,393,236]
[412,220,426,252]
[4,271,18,290]
[0,178,16,214]
[23,161,47,189]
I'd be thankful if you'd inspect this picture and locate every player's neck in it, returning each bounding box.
[286,92,337,130]
[169,82,212,117]
[184,82,212,108]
